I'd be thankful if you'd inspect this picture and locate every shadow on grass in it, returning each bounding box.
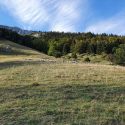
[0,61,41,70]
[0,84,125,124]
[0,84,125,104]
[0,51,34,56]
[54,84,125,103]
[0,59,56,70]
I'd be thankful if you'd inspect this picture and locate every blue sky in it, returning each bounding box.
[0,0,125,35]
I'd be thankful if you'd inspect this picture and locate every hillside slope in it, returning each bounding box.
[0,39,55,63]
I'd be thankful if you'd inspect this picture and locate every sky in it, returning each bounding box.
[0,0,125,35]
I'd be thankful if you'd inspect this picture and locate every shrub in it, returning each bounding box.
[84,57,91,62]
[32,82,40,87]
[71,53,77,59]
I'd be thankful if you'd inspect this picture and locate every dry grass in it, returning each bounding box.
[0,61,125,125]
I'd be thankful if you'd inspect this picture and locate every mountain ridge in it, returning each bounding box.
[0,25,33,35]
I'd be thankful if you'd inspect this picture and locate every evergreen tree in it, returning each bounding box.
[114,44,125,65]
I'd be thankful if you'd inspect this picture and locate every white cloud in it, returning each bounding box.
[0,0,49,27]
[49,0,81,32]
[85,12,125,35]
[0,0,88,32]
[50,0,89,32]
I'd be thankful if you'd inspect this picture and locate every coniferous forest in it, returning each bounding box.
[0,28,125,65]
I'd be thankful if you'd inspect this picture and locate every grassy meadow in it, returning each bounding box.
[0,40,125,125]
[0,40,55,63]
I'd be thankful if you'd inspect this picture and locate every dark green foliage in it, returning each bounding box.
[62,43,71,55]
[84,57,91,62]
[88,41,97,54]
[48,43,56,56]
[113,44,125,65]
[0,30,2,38]
[47,42,62,57]
[96,41,106,54]
[32,38,48,53]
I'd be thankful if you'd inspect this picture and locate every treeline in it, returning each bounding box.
[0,28,48,53]
[0,28,125,64]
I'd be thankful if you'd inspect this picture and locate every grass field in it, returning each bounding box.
[0,40,125,125]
